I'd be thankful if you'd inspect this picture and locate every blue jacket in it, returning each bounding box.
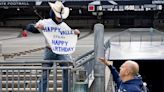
[108,65,144,92]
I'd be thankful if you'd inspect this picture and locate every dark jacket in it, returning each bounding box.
[108,65,144,92]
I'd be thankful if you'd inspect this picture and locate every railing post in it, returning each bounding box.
[0,42,2,57]
[90,23,105,92]
[53,62,57,92]
[73,70,88,92]
[0,70,2,92]
[0,42,2,54]
[0,42,3,60]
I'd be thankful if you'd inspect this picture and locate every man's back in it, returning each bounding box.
[117,76,144,92]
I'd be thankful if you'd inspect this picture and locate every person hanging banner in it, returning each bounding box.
[36,19,78,54]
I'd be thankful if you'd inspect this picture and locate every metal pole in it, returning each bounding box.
[53,62,57,92]
[0,42,1,54]
[90,23,105,92]
[0,42,3,60]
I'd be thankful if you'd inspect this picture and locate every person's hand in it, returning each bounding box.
[98,57,113,66]
[35,23,44,30]
[74,29,80,35]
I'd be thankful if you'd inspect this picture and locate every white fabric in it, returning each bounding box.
[36,19,77,54]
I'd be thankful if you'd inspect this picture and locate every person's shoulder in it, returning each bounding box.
[60,22,71,29]
[60,22,68,26]
[124,85,141,92]
[42,18,53,23]
[124,82,143,92]
[36,19,56,27]
[39,18,51,21]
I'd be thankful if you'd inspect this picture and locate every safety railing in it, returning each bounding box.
[104,28,164,59]
[72,24,106,92]
[0,60,73,92]
[105,28,164,49]
[74,49,95,86]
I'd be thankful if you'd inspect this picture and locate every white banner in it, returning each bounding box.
[38,19,78,54]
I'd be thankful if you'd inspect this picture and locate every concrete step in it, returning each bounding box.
[2,74,62,80]
[2,88,62,92]
[2,80,62,88]
[0,66,62,75]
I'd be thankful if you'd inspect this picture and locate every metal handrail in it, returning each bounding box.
[75,56,94,68]
[105,28,164,50]
[73,49,95,86]
[0,60,73,64]
[0,60,73,92]
[74,49,94,62]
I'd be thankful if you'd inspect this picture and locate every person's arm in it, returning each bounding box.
[98,58,122,86]
[108,65,122,86]
[25,23,40,33]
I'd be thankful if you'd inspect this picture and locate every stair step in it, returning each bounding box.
[2,74,62,80]
[1,80,62,88]
[2,88,62,92]
[1,69,62,74]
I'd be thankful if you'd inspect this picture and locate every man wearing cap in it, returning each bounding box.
[26,1,80,92]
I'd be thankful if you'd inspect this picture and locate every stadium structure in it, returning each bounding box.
[0,0,164,29]
[0,0,164,92]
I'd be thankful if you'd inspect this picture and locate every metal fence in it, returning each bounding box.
[104,28,164,60]
[0,60,73,92]
[74,49,95,86]
[105,28,164,46]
